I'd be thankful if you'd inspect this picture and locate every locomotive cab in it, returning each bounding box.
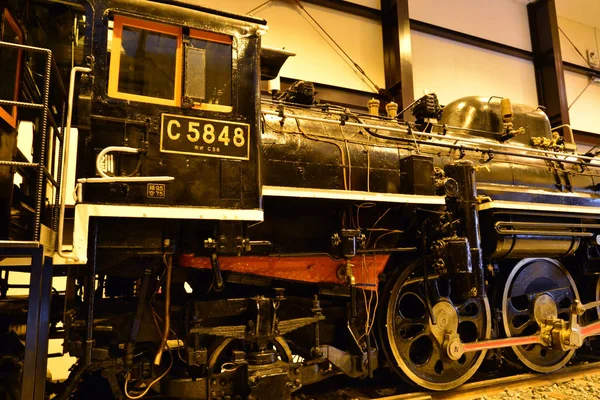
[53,0,268,262]
[76,0,266,211]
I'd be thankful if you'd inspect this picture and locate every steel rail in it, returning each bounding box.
[359,361,600,400]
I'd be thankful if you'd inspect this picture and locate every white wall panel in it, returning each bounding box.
[556,8,600,137]
[565,71,600,135]
[347,0,381,9]
[556,0,600,31]
[188,0,385,92]
[558,16,598,68]
[411,31,538,107]
[408,0,532,51]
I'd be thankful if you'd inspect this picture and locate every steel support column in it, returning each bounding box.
[528,0,572,141]
[381,0,414,116]
[21,247,54,400]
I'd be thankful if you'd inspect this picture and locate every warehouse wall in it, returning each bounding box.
[191,0,540,107]
[410,32,538,106]
[190,0,385,94]
[408,0,538,106]
[409,0,532,50]
[555,4,600,135]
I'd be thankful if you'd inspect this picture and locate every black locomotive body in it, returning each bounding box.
[78,0,264,210]
[2,1,600,399]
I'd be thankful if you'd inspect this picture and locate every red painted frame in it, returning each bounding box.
[0,9,23,129]
[178,254,390,289]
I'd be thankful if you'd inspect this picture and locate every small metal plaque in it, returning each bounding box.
[147,183,166,198]
[160,113,250,160]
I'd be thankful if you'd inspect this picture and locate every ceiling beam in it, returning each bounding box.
[410,19,534,61]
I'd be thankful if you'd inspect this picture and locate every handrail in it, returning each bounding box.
[262,109,600,164]
[94,146,174,182]
[552,124,575,145]
[57,66,91,261]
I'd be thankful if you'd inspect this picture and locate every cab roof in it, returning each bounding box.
[149,0,267,25]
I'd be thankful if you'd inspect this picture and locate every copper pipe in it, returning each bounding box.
[552,124,575,145]
[154,254,172,365]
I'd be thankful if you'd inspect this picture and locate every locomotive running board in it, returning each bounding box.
[262,185,446,204]
[478,200,600,215]
[54,204,264,265]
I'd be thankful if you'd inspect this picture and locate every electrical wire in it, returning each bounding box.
[340,126,353,190]
[124,347,172,400]
[246,0,272,15]
[364,133,371,192]
[124,262,173,399]
[395,98,420,118]
[372,230,403,249]
[358,257,372,342]
[569,77,595,110]
[558,26,594,68]
[262,113,415,152]
[154,253,173,366]
[357,255,379,343]
[365,207,389,247]
[292,0,380,93]
[355,202,376,230]
[153,310,187,365]
[291,116,349,189]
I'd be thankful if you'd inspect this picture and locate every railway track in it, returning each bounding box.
[308,360,600,400]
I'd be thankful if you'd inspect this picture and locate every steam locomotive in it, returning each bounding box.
[2,1,600,399]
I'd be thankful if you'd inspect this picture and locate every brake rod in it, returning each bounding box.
[461,335,543,353]
[581,320,600,337]
[446,334,543,360]
[449,312,600,360]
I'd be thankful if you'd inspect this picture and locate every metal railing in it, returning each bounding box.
[0,40,67,242]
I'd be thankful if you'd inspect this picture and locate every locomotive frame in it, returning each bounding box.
[2,1,600,400]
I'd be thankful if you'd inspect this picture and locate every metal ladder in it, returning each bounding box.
[0,39,67,400]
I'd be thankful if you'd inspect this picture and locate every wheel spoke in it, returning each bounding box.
[383,259,490,390]
[556,307,572,319]
[394,330,429,351]
[511,318,537,336]
[505,298,531,317]
[394,321,428,341]
[430,279,445,302]
[501,259,578,373]
[551,290,575,314]
[458,316,483,341]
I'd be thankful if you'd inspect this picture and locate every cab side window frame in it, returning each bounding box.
[107,15,183,107]
[186,29,233,113]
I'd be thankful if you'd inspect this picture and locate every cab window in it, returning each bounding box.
[186,29,232,112]
[108,15,182,106]
[107,16,234,112]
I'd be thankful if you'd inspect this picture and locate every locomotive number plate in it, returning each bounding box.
[160,114,250,160]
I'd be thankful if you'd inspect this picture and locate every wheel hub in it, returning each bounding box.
[533,294,558,325]
[380,260,491,391]
[501,258,579,373]
[430,301,459,344]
